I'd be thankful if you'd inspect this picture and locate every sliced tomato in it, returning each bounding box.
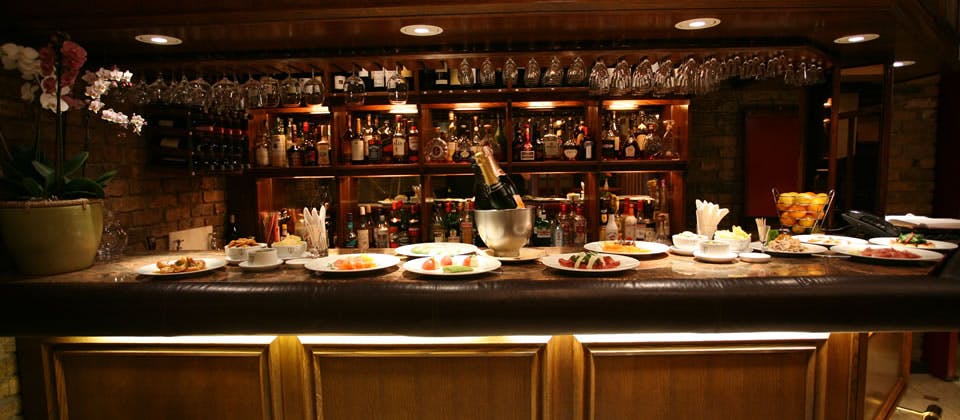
[440,255,454,266]
[602,256,620,268]
[422,258,436,270]
[559,257,574,267]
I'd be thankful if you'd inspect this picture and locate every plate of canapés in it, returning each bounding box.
[394,242,480,258]
[136,256,226,277]
[540,251,640,273]
[830,244,945,263]
[793,234,868,248]
[751,233,828,256]
[584,240,670,256]
[403,254,502,277]
[868,232,958,251]
[304,254,401,274]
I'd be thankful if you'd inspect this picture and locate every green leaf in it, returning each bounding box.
[62,151,88,177]
[21,177,44,198]
[62,178,104,199]
[31,160,55,191]
[0,159,26,181]
[94,170,117,186]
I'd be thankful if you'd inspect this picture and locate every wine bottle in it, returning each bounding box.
[471,156,493,210]
[475,149,521,210]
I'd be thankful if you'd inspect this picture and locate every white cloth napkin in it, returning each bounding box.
[695,199,729,238]
[303,206,328,255]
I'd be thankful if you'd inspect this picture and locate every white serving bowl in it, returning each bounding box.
[698,240,731,257]
[672,233,706,250]
[714,237,751,253]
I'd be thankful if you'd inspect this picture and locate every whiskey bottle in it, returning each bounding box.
[365,115,381,162]
[392,115,407,163]
[379,116,393,161]
[406,120,420,163]
[316,124,331,166]
[579,122,594,161]
[350,117,365,164]
[357,206,370,252]
[541,118,561,160]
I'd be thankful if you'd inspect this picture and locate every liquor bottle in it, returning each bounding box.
[426,127,448,163]
[601,113,618,160]
[623,199,637,241]
[255,120,270,167]
[343,212,358,248]
[532,207,553,247]
[561,129,580,161]
[552,207,566,247]
[301,122,317,166]
[604,205,619,241]
[226,214,240,242]
[374,212,390,248]
[512,122,524,162]
[392,115,407,163]
[407,120,420,163]
[269,116,287,167]
[533,120,545,161]
[519,123,535,161]
[445,201,460,243]
[379,116,393,161]
[351,117,365,164]
[357,206,370,252]
[542,118,561,160]
[431,202,446,242]
[388,201,401,248]
[459,201,474,245]
[316,124,331,166]
[365,115,382,162]
[287,124,303,168]
[558,203,573,245]
[406,204,421,243]
[580,122,594,161]
[493,115,506,161]
[573,205,587,246]
[621,133,639,160]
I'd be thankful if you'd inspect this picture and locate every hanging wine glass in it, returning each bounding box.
[260,75,281,108]
[127,77,152,107]
[168,73,191,106]
[387,64,408,105]
[632,58,653,96]
[478,58,496,87]
[543,56,563,87]
[609,58,632,96]
[147,72,167,105]
[503,57,518,88]
[588,59,609,96]
[524,57,540,87]
[279,72,302,107]
[241,73,264,109]
[210,73,234,114]
[302,69,325,106]
[458,58,475,87]
[565,56,586,86]
[344,68,366,106]
[188,73,211,111]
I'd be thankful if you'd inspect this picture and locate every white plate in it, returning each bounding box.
[403,255,501,276]
[238,260,283,272]
[136,257,226,277]
[395,243,480,257]
[751,241,828,256]
[738,252,772,263]
[669,246,695,256]
[280,252,312,261]
[540,253,640,273]
[284,258,317,268]
[831,244,945,263]
[483,248,544,262]
[305,254,402,274]
[584,241,670,256]
[693,250,738,263]
[868,237,958,251]
[794,234,868,247]
[225,256,246,265]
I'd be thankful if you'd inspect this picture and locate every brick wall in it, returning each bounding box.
[687,80,803,229]
[887,75,939,215]
[0,339,18,420]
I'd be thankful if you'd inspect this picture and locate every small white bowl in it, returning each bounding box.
[672,233,706,250]
[714,237,751,253]
[273,243,307,259]
[698,240,731,257]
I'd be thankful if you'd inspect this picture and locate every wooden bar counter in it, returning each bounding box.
[2,248,958,420]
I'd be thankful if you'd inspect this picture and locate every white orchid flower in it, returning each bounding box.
[39,92,68,112]
[20,83,37,102]
[18,47,38,61]
[88,99,104,113]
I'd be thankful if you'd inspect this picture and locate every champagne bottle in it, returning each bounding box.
[475,149,522,210]
[471,156,493,210]
[483,145,525,208]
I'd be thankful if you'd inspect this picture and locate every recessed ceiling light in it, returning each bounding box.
[893,60,916,68]
[135,34,182,45]
[833,33,879,44]
[400,24,443,37]
[674,18,721,30]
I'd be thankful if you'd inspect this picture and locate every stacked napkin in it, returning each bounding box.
[695,199,729,238]
[303,206,328,255]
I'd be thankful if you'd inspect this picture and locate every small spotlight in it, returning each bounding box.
[135,34,183,45]
[400,25,443,37]
[893,60,916,68]
[833,33,879,44]
[674,18,721,30]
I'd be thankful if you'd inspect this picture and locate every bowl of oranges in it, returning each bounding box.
[773,189,834,234]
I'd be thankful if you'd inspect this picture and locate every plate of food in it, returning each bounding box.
[403,254,501,277]
[751,233,828,256]
[831,244,945,263]
[869,233,958,251]
[540,251,640,273]
[395,242,480,257]
[304,254,401,274]
[584,240,670,256]
[136,256,226,277]
[794,234,868,247]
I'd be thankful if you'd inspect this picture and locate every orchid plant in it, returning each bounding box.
[0,33,146,200]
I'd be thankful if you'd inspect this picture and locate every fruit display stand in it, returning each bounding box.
[773,189,835,234]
